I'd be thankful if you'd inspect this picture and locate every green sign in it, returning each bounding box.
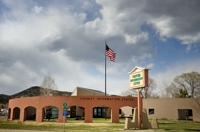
[63,102,67,108]
[63,108,67,112]
[63,102,68,112]
[130,74,143,85]
[129,67,149,89]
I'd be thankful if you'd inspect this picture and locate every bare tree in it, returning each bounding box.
[40,72,58,96]
[160,71,200,98]
[159,81,171,98]
[173,71,200,98]
[164,83,180,98]
[161,82,187,98]
[142,78,157,99]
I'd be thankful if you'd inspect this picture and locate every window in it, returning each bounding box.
[132,109,134,114]
[93,108,97,116]
[98,108,101,116]
[188,109,193,116]
[119,109,121,114]
[149,109,154,115]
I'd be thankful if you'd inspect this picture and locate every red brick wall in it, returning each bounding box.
[9,96,138,123]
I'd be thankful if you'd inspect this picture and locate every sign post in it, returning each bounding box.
[128,66,149,129]
[62,102,67,132]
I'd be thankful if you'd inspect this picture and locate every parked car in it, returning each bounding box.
[0,109,8,116]
[0,112,6,116]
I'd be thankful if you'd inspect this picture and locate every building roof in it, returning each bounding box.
[76,87,105,95]
[71,86,106,96]
[128,66,149,74]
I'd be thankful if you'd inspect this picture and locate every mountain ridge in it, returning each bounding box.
[0,86,72,104]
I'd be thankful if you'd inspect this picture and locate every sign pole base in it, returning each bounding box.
[63,116,65,132]
[137,89,142,129]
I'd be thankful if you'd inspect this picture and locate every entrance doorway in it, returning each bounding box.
[13,107,20,120]
[93,107,105,118]
[178,109,193,120]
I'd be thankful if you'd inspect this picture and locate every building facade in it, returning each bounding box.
[8,87,200,122]
[8,87,138,123]
[142,98,200,121]
[71,87,111,118]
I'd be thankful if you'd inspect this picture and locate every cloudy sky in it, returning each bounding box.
[0,0,200,95]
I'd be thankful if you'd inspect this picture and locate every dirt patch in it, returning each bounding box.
[0,116,7,119]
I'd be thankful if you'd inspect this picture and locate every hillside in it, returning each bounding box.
[0,86,72,104]
[0,94,10,104]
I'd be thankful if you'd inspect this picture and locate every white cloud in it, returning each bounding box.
[96,0,149,44]
[82,1,93,11]
[148,17,173,38]
[144,1,200,44]
[186,45,191,53]
[32,6,43,13]
[177,33,200,44]
[125,32,149,44]
[147,63,155,69]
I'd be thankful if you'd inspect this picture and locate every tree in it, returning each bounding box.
[159,81,171,98]
[142,78,157,99]
[173,88,188,98]
[40,72,58,96]
[173,71,200,98]
[164,83,180,98]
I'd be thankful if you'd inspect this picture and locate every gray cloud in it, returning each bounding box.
[142,0,200,44]
[97,0,200,44]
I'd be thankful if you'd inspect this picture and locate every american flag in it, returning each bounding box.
[106,44,116,62]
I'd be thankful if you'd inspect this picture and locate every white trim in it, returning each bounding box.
[128,66,149,74]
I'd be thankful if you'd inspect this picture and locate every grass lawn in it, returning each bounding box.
[0,116,200,132]
[158,120,200,132]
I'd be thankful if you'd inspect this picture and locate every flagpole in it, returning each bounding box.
[105,40,107,96]
[104,41,116,120]
[105,40,107,120]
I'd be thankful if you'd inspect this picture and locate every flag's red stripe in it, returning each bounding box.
[106,47,116,62]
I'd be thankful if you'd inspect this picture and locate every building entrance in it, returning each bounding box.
[178,109,193,120]
[93,107,105,118]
